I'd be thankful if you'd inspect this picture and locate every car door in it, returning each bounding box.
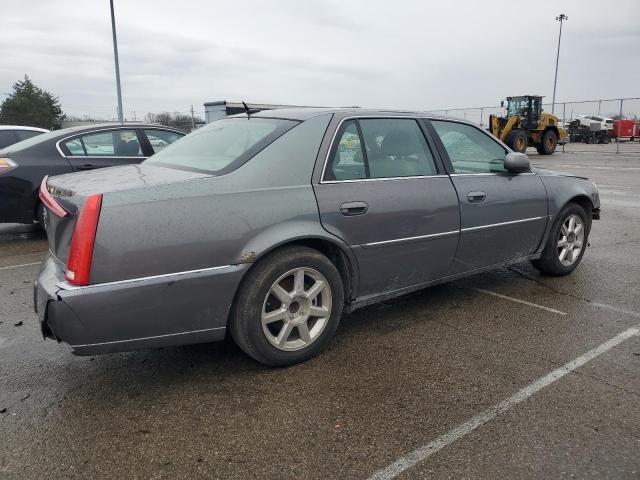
[313,117,460,298]
[427,119,548,274]
[59,128,146,171]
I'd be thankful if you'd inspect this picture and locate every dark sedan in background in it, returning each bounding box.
[35,109,600,366]
[0,123,184,226]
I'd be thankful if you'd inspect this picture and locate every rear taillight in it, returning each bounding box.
[65,194,103,286]
[0,158,17,175]
[39,176,68,218]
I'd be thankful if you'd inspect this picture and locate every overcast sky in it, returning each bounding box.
[2,0,639,120]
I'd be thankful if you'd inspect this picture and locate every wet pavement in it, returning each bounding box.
[1,148,639,479]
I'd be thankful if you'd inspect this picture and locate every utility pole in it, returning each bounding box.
[190,105,195,130]
[551,13,568,114]
[110,0,124,123]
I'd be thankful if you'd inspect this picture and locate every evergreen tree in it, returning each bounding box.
[0,75,65,129]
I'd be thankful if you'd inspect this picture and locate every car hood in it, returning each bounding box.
[46,163,210,197]
[532,166,589,180]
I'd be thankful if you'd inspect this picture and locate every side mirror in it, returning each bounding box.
[504,152,530,173]
[500,100,504,108]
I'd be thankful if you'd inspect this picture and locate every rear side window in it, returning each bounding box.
[63,130,143,157]
[324,118,437,181]
[430,120,507,174]
[327,120,366,181]
[0,130,18,149]
[145,117,298,175]
[144,129,184,153]
[359,119,437,178]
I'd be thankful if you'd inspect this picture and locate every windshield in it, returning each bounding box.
[507,98,528,117]
[145,117,298,174]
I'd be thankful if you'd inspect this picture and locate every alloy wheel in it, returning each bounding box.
[557,214,584,266]
[261,267,332,351]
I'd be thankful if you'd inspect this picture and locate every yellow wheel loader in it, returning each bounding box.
[489,95,567,155]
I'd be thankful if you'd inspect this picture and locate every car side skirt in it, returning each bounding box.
[345,254,542,312]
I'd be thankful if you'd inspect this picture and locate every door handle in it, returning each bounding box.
[467,191,486,203]
[340,201,368,216]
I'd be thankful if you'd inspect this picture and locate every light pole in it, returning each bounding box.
[551,13,568,114]
[110,0,124,123]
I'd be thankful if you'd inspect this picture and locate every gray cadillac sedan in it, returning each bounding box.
[35,108,600,366]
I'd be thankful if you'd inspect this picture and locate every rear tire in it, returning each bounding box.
[506,130,528,153]
[230,246,344,366]
[531,203,590,276]
[540,129,558,154]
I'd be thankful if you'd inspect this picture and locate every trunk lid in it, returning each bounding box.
[43,164,210,263]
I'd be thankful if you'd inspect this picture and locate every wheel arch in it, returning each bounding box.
[231,229,359,316]
[544,125,560,138]
[566,194,594,217]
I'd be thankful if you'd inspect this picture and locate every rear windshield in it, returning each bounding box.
[0,129,57,153]
[145,117,298,174]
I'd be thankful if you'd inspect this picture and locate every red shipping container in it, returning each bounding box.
[613,119,635,138]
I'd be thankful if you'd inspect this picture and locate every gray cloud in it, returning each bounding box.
[2,0,639,120]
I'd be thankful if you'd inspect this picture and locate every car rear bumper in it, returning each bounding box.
[34,255,249,355]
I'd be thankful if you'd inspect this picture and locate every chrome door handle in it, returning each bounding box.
[340,201,368,216]
[467,191,486,203]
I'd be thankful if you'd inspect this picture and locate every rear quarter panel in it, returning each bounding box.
[90,114,339,284]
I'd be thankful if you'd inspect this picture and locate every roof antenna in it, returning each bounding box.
[242,101,252,117]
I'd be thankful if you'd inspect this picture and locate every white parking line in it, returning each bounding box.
[367,324,640,480]
[589,301,640,319]
[0,261,42,271]
[475,288,567,316]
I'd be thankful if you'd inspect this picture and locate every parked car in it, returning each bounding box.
[35,109,600,366]
[0,125,48,149]
[0,124,184,226]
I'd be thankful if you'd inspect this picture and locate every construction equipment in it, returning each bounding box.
[489,95,567,155]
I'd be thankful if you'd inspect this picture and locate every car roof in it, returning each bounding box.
[0,125,49,132]
[51,123,184,137]
[238,107,460,122]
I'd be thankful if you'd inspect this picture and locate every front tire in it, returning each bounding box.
[506,130,528,153]
[540,129,558,154]
[532,203,590,276]
[230,246,344,366]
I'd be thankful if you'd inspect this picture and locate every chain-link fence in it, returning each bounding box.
[425,97,640,154]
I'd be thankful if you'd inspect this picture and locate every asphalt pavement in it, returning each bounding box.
[1,144,639,479]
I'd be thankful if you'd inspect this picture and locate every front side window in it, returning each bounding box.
[64,129,143,157]
[145,118,297,175]
[431,120,507,174]
[144,129,184,153]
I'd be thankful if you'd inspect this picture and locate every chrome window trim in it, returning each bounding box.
[57,264,235,291]
[319,115,441,184]
[449,172,535,177]
[321,174,450,185]
[55,126,184,159]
